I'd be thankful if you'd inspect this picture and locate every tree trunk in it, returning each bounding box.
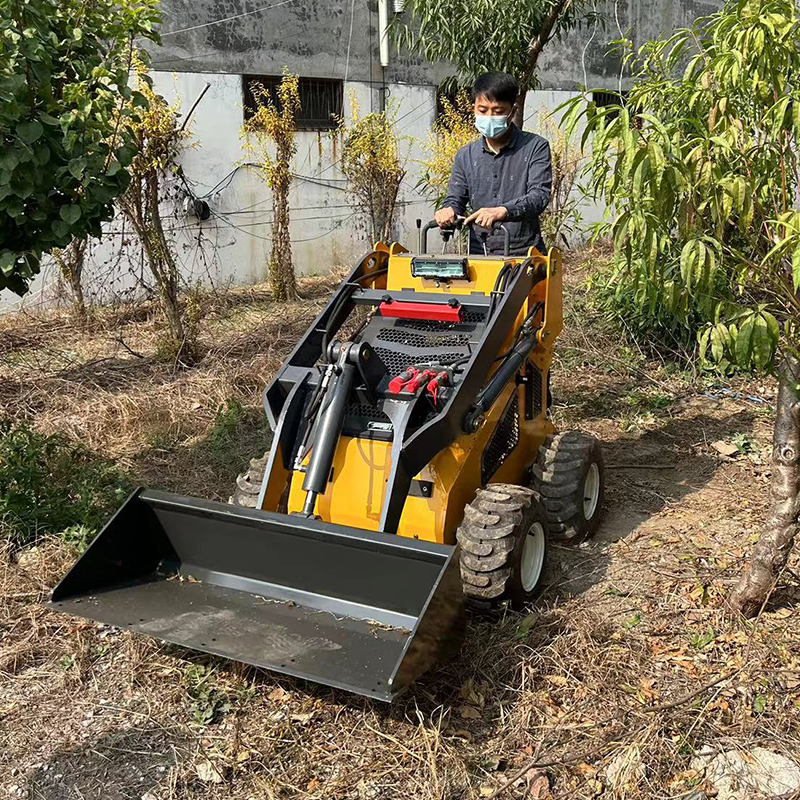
[146,171,188,355]
[516,0,574,129]
[53,239,88,324]
[513,93,527,131]
[270,173,297,302]
[729,356,800,616]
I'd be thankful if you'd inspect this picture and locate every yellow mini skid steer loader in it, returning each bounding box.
[51,221,605,701]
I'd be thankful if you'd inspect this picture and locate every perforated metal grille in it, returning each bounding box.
[376,326,472,348]
[531,365,543,417]
[481,395,520,483]
[374,346,465,375]
[345,401,390,423]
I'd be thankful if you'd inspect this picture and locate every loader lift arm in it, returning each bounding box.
[260,248,546,533]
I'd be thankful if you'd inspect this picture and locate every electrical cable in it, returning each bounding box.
[344,0,357,82]
[159,0,300,37]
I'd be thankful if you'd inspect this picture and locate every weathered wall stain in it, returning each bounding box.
[153,0,725,89]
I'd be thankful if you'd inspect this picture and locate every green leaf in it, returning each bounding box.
[59,204,81,225]
[16,120,44,144]
[52,220,70,239]
[0,150,19,171]
[68,159,86,179]
[735,314,756,369]
[753,694,767,714]
[793,246,800,292]
[116,145,134,167]
[38,112,61,126]
[690,626,715,649]
[622,613,642,629]
[751,314,772,370]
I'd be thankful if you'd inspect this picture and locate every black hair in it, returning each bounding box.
[472,72,518,105]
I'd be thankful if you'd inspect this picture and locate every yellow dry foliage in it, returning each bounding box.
[128,52,184,177]
[337,94,405,243]
[242,71,300,301]
[242,72,300,192]
[419,92,475,206]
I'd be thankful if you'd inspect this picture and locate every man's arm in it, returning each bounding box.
[502,138,552,221]
[436,149,469,226]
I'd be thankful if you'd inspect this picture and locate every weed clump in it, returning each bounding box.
[0,420,131,547]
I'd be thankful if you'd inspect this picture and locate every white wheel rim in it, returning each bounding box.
[520,522,546,592]
[583,462,600,520]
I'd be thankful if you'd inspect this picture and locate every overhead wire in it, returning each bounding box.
[159,0,300,37]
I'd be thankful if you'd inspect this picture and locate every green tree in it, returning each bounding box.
[561,0,800,616]
[394,0,592,126]
[0,0,160,294]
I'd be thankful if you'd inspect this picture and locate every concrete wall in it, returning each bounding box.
[0,0,727,310]
[150,0,724,90]
[1,73,436,310]
[539,0,724,90]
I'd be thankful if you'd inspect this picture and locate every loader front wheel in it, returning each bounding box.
[532,432,605,543]
[230,453,268,508]
[457,485,548,609]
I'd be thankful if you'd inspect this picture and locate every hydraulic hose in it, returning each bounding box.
[463,329,539,433]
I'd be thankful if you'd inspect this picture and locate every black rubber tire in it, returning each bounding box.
[531,432,605,543]
[229,453,268,507]
[457,484,549,609]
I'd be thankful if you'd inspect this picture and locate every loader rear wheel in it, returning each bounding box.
[230,453,268,508]
[532,432,605,543]
[457,484,548,609]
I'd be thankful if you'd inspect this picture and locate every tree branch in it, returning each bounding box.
[521,0,575,89]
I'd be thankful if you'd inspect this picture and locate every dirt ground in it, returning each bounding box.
[1,251,799,800]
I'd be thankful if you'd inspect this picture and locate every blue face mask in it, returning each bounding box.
[475,114,510,139]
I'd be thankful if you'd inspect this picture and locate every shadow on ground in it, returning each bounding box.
[542,404,758,598]
[26,725,187,800]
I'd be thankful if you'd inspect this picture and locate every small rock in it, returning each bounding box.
[711,440,739,458]
[703,748,800,800]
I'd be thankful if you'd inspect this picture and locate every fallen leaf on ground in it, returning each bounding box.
[196,760,223,783]
[268,687,289,702]
[291,711,315,724]
[459,705,482,719]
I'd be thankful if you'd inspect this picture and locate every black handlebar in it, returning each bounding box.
[419,218,511,257]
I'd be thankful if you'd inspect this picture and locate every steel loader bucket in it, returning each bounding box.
[50,489,465,701]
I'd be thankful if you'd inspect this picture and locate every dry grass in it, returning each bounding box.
[2,252,800,800]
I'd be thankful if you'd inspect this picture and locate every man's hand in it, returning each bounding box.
[434,207,458,227]
[464,206,508,228]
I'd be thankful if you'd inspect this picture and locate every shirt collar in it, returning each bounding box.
[480,123,521,155]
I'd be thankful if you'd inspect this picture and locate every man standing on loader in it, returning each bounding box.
[434,72,553,257]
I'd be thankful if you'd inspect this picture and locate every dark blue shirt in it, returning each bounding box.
[443,125,552,256]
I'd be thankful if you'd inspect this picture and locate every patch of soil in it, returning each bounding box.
[2,253,799,800]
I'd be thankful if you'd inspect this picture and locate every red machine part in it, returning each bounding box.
[388,367,418,394]
[378,301,462,323]
[426,370,452,407]
[387,367,439,395]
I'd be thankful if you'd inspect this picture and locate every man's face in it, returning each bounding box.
[473,94,514,119]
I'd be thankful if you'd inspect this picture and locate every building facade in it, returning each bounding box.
[2,0,723,309]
